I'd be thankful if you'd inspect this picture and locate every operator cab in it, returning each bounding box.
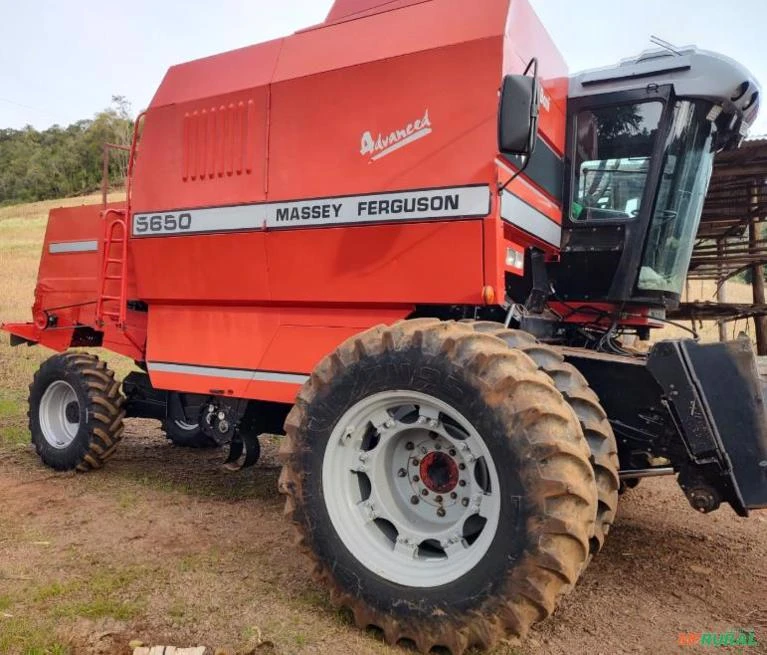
[555,46,760,308]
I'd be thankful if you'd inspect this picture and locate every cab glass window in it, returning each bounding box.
[572,102,663,221]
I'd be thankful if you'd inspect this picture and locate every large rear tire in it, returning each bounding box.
[468,322,620,555]
[279,319,597,653]
[28,352,125,472]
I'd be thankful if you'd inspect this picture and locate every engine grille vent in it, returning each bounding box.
[182,100,257,181]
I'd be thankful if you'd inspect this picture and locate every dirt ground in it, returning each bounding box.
[0,419,764,655]
[1,197,766,653]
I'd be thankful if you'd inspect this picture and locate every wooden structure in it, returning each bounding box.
[676,137,767,354]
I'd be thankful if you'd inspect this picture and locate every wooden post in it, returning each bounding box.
[717,239,728,342]
[749,183,767,355]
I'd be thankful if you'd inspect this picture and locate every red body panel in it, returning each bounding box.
[3,0,573,404]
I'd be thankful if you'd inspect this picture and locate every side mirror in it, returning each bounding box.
[498,73,540,157]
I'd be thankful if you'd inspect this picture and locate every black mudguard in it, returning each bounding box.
[564,339,767,516]
[647,339,767,513]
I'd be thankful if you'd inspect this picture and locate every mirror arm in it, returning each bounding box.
[523,56,538,78]
[498,155,531,193]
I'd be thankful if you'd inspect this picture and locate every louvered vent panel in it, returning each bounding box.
[182,100,257,181]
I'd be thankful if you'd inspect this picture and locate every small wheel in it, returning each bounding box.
[163,417,217,449]
[163,392,218,448]
[279,319,597,653]
[28,352,125,471]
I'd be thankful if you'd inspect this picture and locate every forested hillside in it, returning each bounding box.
[0,96,134,206]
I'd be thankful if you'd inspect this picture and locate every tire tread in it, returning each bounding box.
[278,320,597,653]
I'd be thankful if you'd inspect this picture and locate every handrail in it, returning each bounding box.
[100,143,131,209]
[125,111,147,217]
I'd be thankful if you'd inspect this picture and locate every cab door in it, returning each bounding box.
[555,86,671,303]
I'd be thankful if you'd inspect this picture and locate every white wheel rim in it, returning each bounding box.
[323,390,501,587]
[174,420,199,431]
[39,380,80,449]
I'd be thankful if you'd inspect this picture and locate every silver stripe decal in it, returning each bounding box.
[500,191,562,247]
[148,362,309,385]
[49,240,99,254]
[133,185,490,237]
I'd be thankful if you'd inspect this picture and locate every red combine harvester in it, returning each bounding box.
[4,0,766,651]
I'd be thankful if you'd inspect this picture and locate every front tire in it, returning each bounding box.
[279,320,597,653]
[28,352,125,471]
[467,323,620,556]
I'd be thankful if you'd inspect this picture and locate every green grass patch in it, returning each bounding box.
[0,425,29,446]
[0,397,23,418]
[54,597,143,621]
[45,567,149,622]
[24,645,70,655]
[117,490,139,511]
[0,615,69,655]
[167,599,186,620]
[32,582,76,603]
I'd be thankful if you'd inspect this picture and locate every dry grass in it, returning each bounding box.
[0,193,132,450]
[0,195,763,654]
[0,194,403,655]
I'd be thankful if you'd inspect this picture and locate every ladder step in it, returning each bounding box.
[100,295,121,301]
[106,258,123,264]
[104,275,122,280]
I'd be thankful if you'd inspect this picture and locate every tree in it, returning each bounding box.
[0,97,135,206]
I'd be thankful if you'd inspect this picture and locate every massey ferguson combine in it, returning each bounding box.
[4,0,767,651]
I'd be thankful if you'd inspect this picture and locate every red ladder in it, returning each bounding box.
[94,111,146,330]
[95,209,129,328]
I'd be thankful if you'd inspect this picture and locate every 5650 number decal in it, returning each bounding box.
[134,213,192,234]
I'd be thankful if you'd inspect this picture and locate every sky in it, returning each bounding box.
[1,0,766,134]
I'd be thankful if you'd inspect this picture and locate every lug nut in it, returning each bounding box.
[449,449,456,457]
[461,498,469,507]
[412,458,419,465]
[413,475,420,482]
[437,508,446,517]
[406,442,414,450]
[398,468,407,478]
[458,463,466,470]
[450,492,457,499]
[459,480,466,487]
[410,495,420,505]
[435,495,443,503]
[435,443,441,450]
[421,489,429,496]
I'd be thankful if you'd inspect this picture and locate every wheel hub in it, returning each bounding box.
[323,391,501,587]
[419,450,458,493]
[64,401,79,424]
[38,380,80,449]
